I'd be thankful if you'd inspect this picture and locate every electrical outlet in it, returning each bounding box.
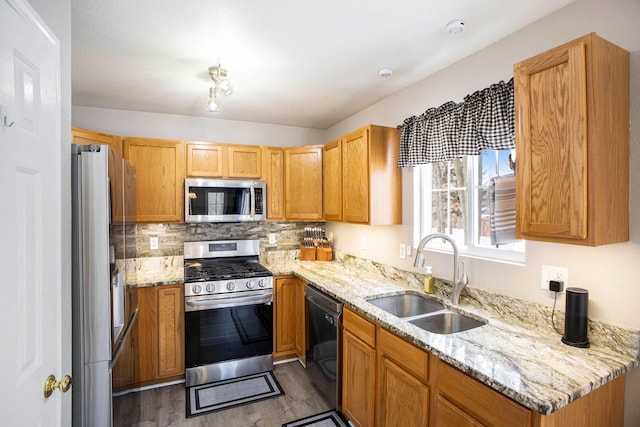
[360,237,367,250]
[540,265,568,292]
[399,244,406,259]
[268,233,276,245]
[149,237,159,250]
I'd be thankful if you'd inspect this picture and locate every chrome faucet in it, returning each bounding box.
[414,233,469,305]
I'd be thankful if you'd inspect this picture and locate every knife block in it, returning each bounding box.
[316,247,333,261]
[299,245,316,261]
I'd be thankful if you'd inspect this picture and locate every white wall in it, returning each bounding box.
[323,0,640,424]
[72,106,325,147]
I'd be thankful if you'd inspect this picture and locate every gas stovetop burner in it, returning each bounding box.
[184,260,272,283]
[183,240,273,297]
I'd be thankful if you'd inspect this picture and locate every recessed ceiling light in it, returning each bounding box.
[379,67,393,78]
[446,19,465,35]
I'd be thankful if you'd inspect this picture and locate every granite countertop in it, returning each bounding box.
[263,256,640,416]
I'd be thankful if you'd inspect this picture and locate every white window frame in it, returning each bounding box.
[413,154,525,264]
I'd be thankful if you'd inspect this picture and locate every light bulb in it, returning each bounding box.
[216,79,233,97]
[207,88,220,112]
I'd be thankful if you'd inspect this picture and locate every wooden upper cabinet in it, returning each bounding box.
[263,147,286,220]
[186,142,262,179]
[324,125,401,225]
[186,143,224,177]
[514,33,629,245]
[323,139,343,221]
[71,126,122,157]
[123,137,185,223]
[285,145,323,221]
[228,145,261,178]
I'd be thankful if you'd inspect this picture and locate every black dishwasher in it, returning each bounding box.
[305,284,343,409]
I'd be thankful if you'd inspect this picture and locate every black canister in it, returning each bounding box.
[561,287,590,348]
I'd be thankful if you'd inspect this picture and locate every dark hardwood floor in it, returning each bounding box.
[113,361,332,427]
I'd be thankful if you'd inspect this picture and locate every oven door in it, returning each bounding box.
[184,291,273,370]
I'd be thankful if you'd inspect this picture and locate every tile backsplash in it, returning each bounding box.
[133,221,325,257]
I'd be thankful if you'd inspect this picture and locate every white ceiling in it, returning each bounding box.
[72,0,575,130]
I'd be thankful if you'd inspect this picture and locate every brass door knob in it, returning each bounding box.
[43,374,72,398]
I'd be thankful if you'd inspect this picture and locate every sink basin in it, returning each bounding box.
[408,311,487,334]
[367,292,444,318]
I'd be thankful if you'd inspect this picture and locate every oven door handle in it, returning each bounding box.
[185,291,273,310]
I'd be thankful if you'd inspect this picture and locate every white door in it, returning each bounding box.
[0,0,69,425]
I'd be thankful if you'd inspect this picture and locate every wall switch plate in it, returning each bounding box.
[149,237,159,250]
[541,265,568,292]
[361,237,367,250]
[399,244,406,259]
[405,244,412,256]
[268,233,276,245]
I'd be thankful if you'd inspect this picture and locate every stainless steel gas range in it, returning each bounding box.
[183,239,274,387]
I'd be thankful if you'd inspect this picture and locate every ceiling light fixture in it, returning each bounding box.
[207,64,233,113]
[446,19,465,35]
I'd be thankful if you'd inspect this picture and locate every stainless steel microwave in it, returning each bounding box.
[185,178,266,222]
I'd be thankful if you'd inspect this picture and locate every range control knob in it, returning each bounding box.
[246,280,255,289]
[226,282,236,291]
[206,283,215,293]
[192,284,202,294]
[258,279,267,288]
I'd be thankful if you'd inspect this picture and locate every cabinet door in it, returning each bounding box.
[263,147,286,220]
[228,145,262,178]
[514,40,588,241]
[112,287,138,390]
[434,395,483,427]
[323,139,342,221]
[157,285,184,379]
[342,330,376,427]
[186,143,223,177]
[274,276,298,360]
[342,128,369,223]
[135,285,185,385]
[123,138,185,223]
[136,286,158,384]
[377,356,430,427]
[285,146,323,220]
[514,33,629,246]
[71,127,122,157]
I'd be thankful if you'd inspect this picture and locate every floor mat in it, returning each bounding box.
[282,410,350,427]
[186,371,284,418]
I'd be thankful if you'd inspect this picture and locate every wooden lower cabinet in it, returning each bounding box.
[340,308,624,427]
[136,284,185,387]
[274,275,305,362]
[112,287,138,391]
[377,328,430,427]
[342,309,376,427]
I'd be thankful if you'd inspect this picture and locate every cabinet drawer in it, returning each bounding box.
[377,327,428,380]
[344,307,375,347]
[437,359,531,426]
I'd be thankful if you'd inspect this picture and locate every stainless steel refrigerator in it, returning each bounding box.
[71,144,137,427]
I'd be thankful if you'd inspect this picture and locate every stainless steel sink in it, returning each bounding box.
[367,292,444,318]
[408,311,487,334]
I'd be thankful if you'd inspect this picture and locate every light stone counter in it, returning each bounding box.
[262,253,640,416]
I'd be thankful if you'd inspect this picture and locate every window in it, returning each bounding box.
[415,149,525,263]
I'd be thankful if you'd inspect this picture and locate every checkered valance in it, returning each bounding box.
[398,78,514,167]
